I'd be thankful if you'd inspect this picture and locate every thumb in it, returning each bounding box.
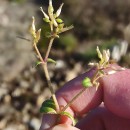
[40,114,57,130]
[52,124,80,130]
[39,114,80,130]
[100,67,130,119]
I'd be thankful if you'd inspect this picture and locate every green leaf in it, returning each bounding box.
[40,106,56,114]
[60,111,76,126]
[56,18,63,23]
[58,23,64,29]
[40,99,57,114]
[35,61,42,67]
[41,99,56,109]
[47,58,56,64]
[43,18,50,23]
[82,77,92,88]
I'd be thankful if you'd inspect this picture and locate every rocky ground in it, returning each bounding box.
[0,1,84,130]
[0,1,44,130]
[0,0,130,130]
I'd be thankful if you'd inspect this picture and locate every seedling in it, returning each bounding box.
[29,0,123,126]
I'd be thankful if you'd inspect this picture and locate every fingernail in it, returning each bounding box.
[40,114,57,130]
[52,124,80,130]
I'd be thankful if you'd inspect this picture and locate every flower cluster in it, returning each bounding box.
[89,46,110,69]
[40,0,73,38]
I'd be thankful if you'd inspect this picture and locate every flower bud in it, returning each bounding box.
[56,18,63,23]
[96,46,102,60]
[40,7,49,19]
[103,49,110,63]
[43,18,50,23]
[48,0,54,18]
[49,0,52,7]
[35,29,41,43]
[55,3,64,18]
[29,16,36,38]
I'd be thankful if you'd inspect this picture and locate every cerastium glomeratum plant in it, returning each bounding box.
[29,0,125,126]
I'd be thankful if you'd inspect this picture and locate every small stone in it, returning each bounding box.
[22,114,30,123]
[37,94,45,107]
[4,95,11,104]
[23,70,30,79]
[12,88,23,97]
[18,124,26,130]
[30,118,41,130]
[65,70,77,81]
[0,87,8,99]
[55,60,66,69]
[33,82,42,94]
[20,80,29,89]
[22,103,32,114]
[42,88,51,99]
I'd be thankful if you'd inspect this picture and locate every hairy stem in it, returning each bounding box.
[91,70,99,82]
[33,43,45,63]
[33,42,59,111]
[62,87,86,112]
[44,38,54,62]
[62,69,99,112]
[50,22,53,32]
[43,62,59,111]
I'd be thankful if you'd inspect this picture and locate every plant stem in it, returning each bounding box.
[62,87,86,112]
[91,70,99,82]
[33,42,59,112]
[42,62,59,111]
[33,43,45,63]
[62,69,99,112]
[44,38,54,62]
[50,22,53,32]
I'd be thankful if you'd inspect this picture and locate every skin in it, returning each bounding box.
[40,65,130,130]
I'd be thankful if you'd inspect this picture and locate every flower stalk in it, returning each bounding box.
[29,0,74,114]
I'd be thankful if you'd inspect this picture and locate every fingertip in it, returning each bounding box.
[100,68,130,118]
[52,124,80,130]
[39,114,73,130]
[40,114,58,130]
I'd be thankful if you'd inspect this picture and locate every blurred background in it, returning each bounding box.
[0,0,130,130]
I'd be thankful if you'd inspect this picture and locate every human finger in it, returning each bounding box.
[40,66,130,130]
[100,68,130,118]
[56,66,130,118]
[52,124,79,130]
[76,104,130,130]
